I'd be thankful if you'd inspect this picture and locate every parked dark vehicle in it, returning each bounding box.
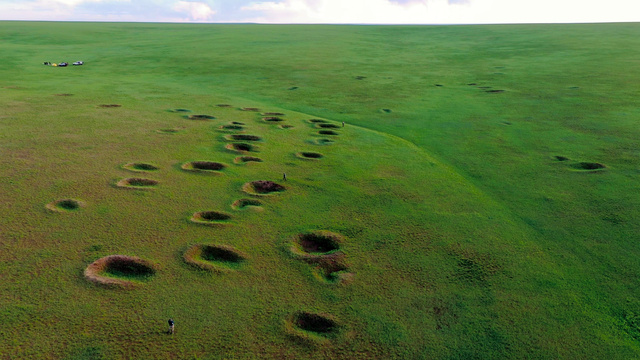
[58,62,68,67]
[72,61,83,65]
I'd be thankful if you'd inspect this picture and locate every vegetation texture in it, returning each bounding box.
[0,21,639,359]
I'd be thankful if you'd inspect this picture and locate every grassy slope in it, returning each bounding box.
[0,22,639,359]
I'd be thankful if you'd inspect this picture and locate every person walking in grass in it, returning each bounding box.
[168,319,175,334]
[283,172,287,181]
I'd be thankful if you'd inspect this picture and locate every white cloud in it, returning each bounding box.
[240,0,640,24]
[173,1,216,21]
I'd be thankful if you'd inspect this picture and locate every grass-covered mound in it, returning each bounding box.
[242,180,286,196]
[122,162,159,172]
[84,255,156,289]
[45,198,84,212]
[116,177,159,189]
[233,156,263,164]
[183,244,247,272]
[231,198,263,211]
[225,143,259,153]
[181,161,227,173]
[190,211,232,226]
[295,151,323,160]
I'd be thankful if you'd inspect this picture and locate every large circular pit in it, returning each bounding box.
[116,178,159,189]
[84,255,157,289]
[190,211,232,226]
[181,161,227,173]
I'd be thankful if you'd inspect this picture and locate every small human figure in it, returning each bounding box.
[342,121,345,127]
[168,319,175,334]
[283,173,287,181]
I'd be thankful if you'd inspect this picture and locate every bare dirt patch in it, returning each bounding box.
[242,180,285,196]
[181,161,227,173]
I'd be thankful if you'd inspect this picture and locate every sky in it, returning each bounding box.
[0,0,638,24]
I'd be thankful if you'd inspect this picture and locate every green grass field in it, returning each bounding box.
[0,21,639,359]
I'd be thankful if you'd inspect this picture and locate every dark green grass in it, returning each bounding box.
[0,21,639,359]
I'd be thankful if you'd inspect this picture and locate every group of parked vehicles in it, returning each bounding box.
[43,61,84,67]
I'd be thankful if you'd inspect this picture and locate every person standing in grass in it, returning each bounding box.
[283,172,287,181]
[168,319,175,334]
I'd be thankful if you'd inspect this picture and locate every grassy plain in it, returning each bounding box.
[0,21,639,359]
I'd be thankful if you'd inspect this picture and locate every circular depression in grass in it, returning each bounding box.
[169,108,191,113]
[293,231,342,255]
[216,104,233,107]
[242,180,286,196]
[226,143,258,153]
[279,124,294,129]
[122,162,159,172]
[46,198,84,212]
[285,312,340,341]
[309,119,328,124]
[225,134,262,141]
[318,130,339,136]
[116,177,158,189]
[296,152,323,160]
[181,161,227,173]
[263,116,284,122]
[317,123,340,129]
[262,112,285,116]
[183,244,247,272]
[231,121,245,125]
[240,107,260,111]
[84,255,156,289]
[190,211,232,226]
[220,124,245,131]
[312,138,334,145]
[186,114,215,120]
[234,156,263,164]
[571,162,606,171]
[554,156,570,162]
[231,198,263,211]
[98,104,121,108]
[54,93,73,96]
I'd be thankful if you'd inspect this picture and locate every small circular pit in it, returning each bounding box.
[231,198,263,211]
[224,134,262,141]
[226,143,258,153]
[183,244,247,272]
[122,162,160,172]
[296,152,323,160]
[190,211,232,226]
[186,114,215,120]
[46,198,84,212]
[571,162,606,171]
[234,156,263,164]
[181,161,227,173]
[116,178,158,189]
[318,130,339,136]
[242,180,285,196]
[263,117,284,122]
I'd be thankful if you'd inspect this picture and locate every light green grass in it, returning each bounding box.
[0,21,639,359]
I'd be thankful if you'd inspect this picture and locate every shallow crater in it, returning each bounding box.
[183,244,247,272]
[181,161,227,173]
[190,211,232,226]
[46,198,84,212]
[116,177,158,189]
[296,152,324,160]
[84,255,157,289]
[234,156,263,164]
[242,180,286,196]
[122,162,159,172]
[231,198,263,211]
